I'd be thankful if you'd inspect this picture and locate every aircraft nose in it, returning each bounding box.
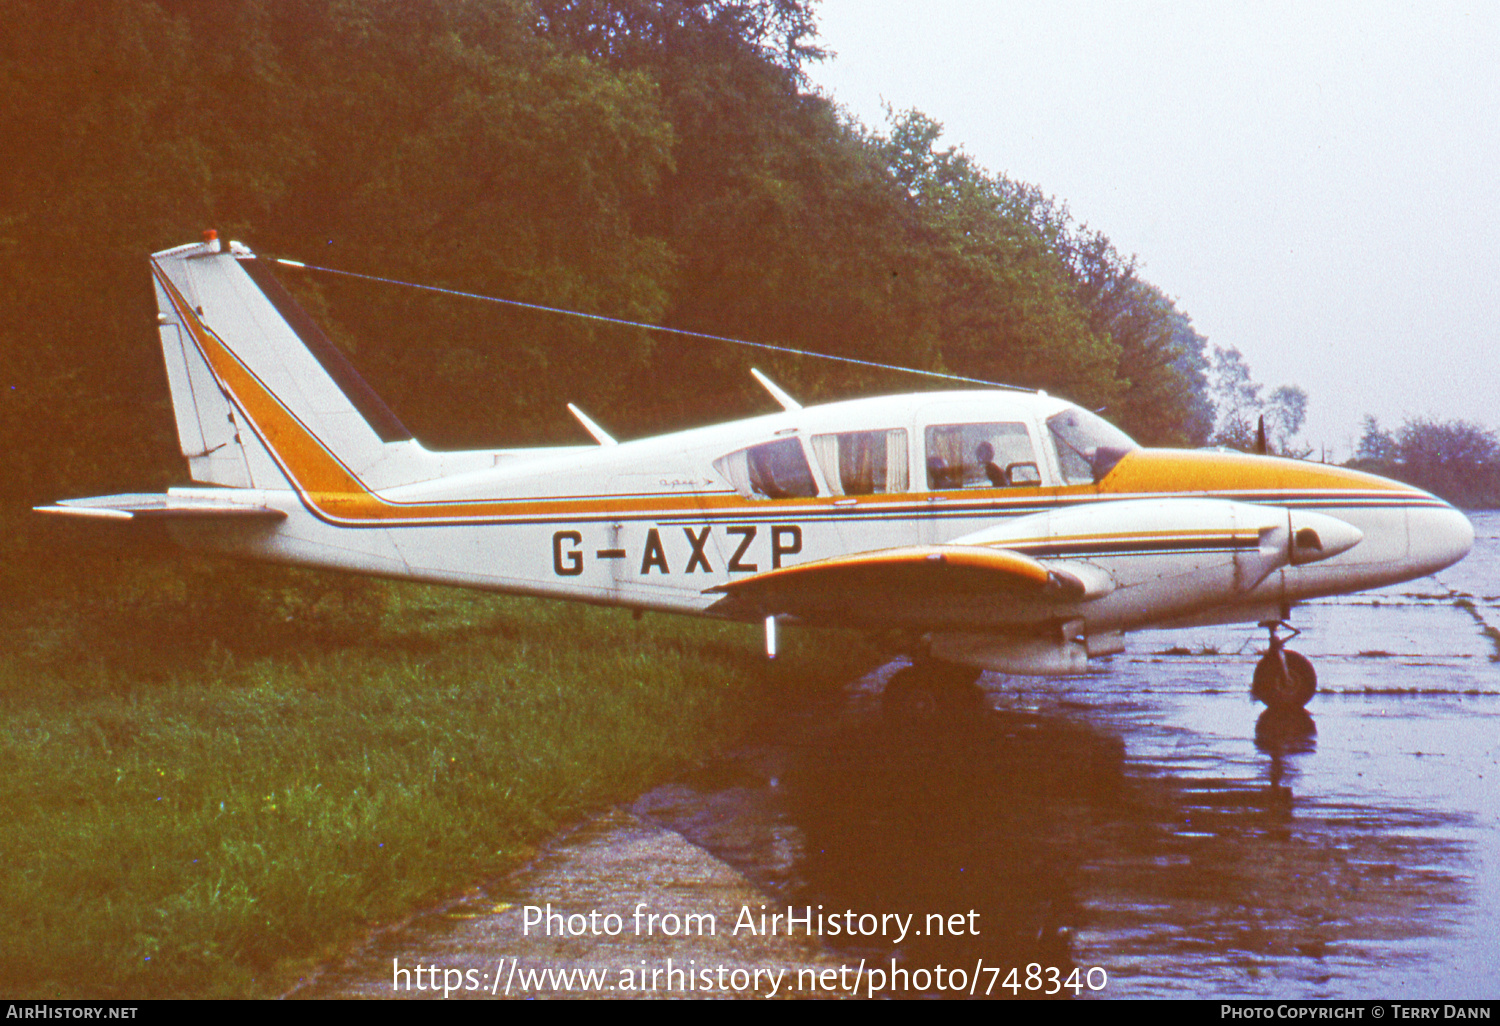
[1408,503,1475,576]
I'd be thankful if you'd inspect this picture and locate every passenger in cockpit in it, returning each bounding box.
[976,441,1007,487]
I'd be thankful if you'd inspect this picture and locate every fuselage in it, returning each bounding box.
[170,388,1474,641]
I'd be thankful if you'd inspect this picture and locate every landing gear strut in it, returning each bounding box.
[1251,621,1316,711]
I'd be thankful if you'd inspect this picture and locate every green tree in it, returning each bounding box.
[1163,310,1216,444]
[1356,415,1397,461]
[920,138,1214,446]
[2,0,1225,509]
[1264,384,1309,456]
[534,0,824,78]
[877,110,1122,408]
[1349,415,1500,507]
[1398,417,1498,468]
[1205,348,1309,456]
[541,17,947,426]
[1207,346,1263,450]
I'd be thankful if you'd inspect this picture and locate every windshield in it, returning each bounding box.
[1046,407,1139,485]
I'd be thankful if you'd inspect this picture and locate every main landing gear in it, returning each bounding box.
[1251,620,1317,711]
[883,658,984,717]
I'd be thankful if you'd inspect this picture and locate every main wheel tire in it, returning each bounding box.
[883,665,943,717]
[883,662,983,718]
[1251,648,1317,710]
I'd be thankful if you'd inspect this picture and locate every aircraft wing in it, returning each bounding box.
[34,492,286,521]
[706,544,1113,622]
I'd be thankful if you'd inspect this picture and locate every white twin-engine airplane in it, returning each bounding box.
[39,234,1474,711]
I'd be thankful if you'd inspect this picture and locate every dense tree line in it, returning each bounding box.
[1,0,1216,514]
[1351,416,1500,509]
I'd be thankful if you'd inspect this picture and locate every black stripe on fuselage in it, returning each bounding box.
[1004,536,1262,558]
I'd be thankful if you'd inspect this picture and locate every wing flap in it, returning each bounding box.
[34,493,286,521]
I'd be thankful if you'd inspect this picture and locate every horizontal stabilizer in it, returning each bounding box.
[708,544,1107,620]
[35,492,286,522]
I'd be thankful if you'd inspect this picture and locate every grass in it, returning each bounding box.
[0,523,877,998]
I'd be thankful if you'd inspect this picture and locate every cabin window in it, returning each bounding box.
[810,429,910,495]
[714,437,819,499]
[924,422,1040,490]
[1045,407,1139,485]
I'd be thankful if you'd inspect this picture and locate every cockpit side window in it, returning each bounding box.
[924,422,1040,490]
[1045,407,1139,485]
[713,437,819,500]
[810,429,910,495]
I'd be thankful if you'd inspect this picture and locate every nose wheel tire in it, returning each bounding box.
[1252,647,1317,710]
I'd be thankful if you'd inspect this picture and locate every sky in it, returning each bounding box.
[804,1,1500,457]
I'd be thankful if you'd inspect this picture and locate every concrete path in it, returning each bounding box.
[290,808,838,999]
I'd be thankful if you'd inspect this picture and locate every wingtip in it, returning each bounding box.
[33,504,135,521]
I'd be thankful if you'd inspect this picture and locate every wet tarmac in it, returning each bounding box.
[303,512,1499,999]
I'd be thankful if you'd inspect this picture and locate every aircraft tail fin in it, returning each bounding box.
[150,234,420,493]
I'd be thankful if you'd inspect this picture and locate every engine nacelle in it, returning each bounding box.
[946,498,1364,644]
[954,498,1362,598]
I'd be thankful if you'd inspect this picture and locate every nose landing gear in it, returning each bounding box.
[1252,621,1317,710]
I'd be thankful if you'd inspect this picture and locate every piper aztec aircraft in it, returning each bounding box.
[38,234,1475,710]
